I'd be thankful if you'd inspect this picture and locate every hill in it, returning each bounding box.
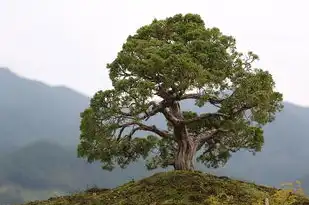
[24,171,309,205]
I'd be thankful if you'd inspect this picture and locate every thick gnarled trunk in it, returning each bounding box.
[169,101,198,170]
[174,137,197,170]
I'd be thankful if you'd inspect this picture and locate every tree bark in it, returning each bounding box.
[174,137,197,170]
[169,101,198,170]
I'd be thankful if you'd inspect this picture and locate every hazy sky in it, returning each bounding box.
[0,0,308,105]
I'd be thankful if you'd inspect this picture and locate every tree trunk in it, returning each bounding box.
[169,101,197,170]
[174,137,197,170]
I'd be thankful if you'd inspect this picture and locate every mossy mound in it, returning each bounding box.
[25,171,309,205]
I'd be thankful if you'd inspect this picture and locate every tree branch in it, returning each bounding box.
[194,103,257,151]
[183,113,228,124]
[179,93,226,104]
[196,128,228,151]
[231,103,257,116]
[118,100,166,122]
[183,101,257,125]
[118,94,181,130]
[142,101,164,121]
[179,90,237,108]
[162,108,181,125]
[116,121,171,140]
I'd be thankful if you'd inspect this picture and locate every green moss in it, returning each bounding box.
[24,171,309,205]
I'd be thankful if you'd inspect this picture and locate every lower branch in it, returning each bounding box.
[197,128,228,151]
[117,122,171,140]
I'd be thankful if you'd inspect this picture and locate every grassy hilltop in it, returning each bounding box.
[25,171,309,205]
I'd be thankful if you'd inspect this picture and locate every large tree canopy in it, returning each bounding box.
[78,13,283,171]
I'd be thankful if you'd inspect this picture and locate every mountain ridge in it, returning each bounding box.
[0,67,89,149]
[0,67,88,97]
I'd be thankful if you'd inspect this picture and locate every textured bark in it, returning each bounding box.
[169,101,198,170]
[173,121,197,169]
[174,137,197,170]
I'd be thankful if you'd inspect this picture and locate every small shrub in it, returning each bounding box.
[270,180,305,205]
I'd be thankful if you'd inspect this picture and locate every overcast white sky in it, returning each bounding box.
[0,0,308,105]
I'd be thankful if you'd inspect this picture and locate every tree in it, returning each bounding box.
[77,13,283,171]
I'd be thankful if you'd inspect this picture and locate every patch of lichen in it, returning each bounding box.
[24,171,309,205]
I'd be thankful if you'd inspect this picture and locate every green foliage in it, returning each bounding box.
[23,171,309,205]
[270,180,306,204]
[78,13,283,171]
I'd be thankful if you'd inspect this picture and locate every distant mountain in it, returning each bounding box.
[0,67,89,152]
